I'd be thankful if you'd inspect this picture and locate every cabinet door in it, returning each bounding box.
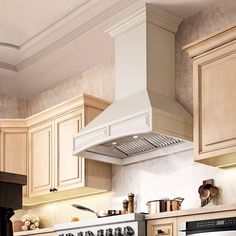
[194,47,236,165]
[0,128,28,196]
[28,121,54,197]
[147,218,177,236]
[55,110,83,191]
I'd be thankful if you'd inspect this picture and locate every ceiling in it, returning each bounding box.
[0,0,87,45]
[0,0,215,99]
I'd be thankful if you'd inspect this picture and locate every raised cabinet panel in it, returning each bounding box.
[200,54,236,153]
[55,110,84,191]
[185,26,236,167]
[147,218,177,236]
[1,129,27,174]
[29,121,54,197]
[0,128,28,196]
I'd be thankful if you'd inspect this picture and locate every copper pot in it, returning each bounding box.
[147,197,184,214]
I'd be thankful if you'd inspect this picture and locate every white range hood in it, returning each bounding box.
[73,4,193,165]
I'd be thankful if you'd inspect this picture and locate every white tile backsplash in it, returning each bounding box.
[112,149,230,212]
[14,149,236,228]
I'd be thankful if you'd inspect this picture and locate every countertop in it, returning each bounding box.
[54,213,144,231]
[14,228,54,235]
[145,203,236,220]
[0,171,27,185]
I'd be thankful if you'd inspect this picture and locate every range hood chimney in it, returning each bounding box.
[73,4,193,165]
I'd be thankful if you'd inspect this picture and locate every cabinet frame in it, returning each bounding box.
[0,126,28,196]
[54,109,84,192]
[25,94,111,205]
[28,120,54,197]
[193,44,236,159]
[147,217,178,236]
[184,25,236,167]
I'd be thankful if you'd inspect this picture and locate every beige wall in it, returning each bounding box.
[14,150,236,228]
[0,94,28,119]
[0,60,114,119]
[5,0,236,118]
[176,0,236,114]
[28,60,115,116]
[10,0,236,229]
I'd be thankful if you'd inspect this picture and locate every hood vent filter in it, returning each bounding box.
[101,133,182,157]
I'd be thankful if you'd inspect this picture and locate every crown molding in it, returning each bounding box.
[3,0,180,73]
[106,3,182,38]
[105,7,146,38]
[17,0,137,71]
[146,4,182,33]
[19,0,93,51]
[0,62,17,72]
[0,0,137,72]
[0,43,20,50]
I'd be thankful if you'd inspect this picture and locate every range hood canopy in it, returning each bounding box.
[73,4,193,165]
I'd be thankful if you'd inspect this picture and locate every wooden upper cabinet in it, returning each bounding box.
[200,56,236,151]
[184,25,236,167]
[28,121,54,197]
[54,109,83,191]
[0,121,28,196]
[24,94,112,205]
[0,95,111,205]
[0,128,27,175]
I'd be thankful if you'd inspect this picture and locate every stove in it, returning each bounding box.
[54,214,145,236]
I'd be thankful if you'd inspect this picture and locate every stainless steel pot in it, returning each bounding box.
[147,197,184,214]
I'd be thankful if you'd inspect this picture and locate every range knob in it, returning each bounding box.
[97,229,104,236]
[59,234,64,236]
[106,228,113,236]
[78,232,84,236]
[66,233,75,236]
[114,227,123,236]
[124,227,134,236]
[85,231,94,236]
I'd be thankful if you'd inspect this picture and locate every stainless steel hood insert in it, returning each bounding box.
[77,131,193,165]
[85,133,182,158]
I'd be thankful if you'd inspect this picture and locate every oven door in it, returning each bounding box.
[178,221,236,236]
